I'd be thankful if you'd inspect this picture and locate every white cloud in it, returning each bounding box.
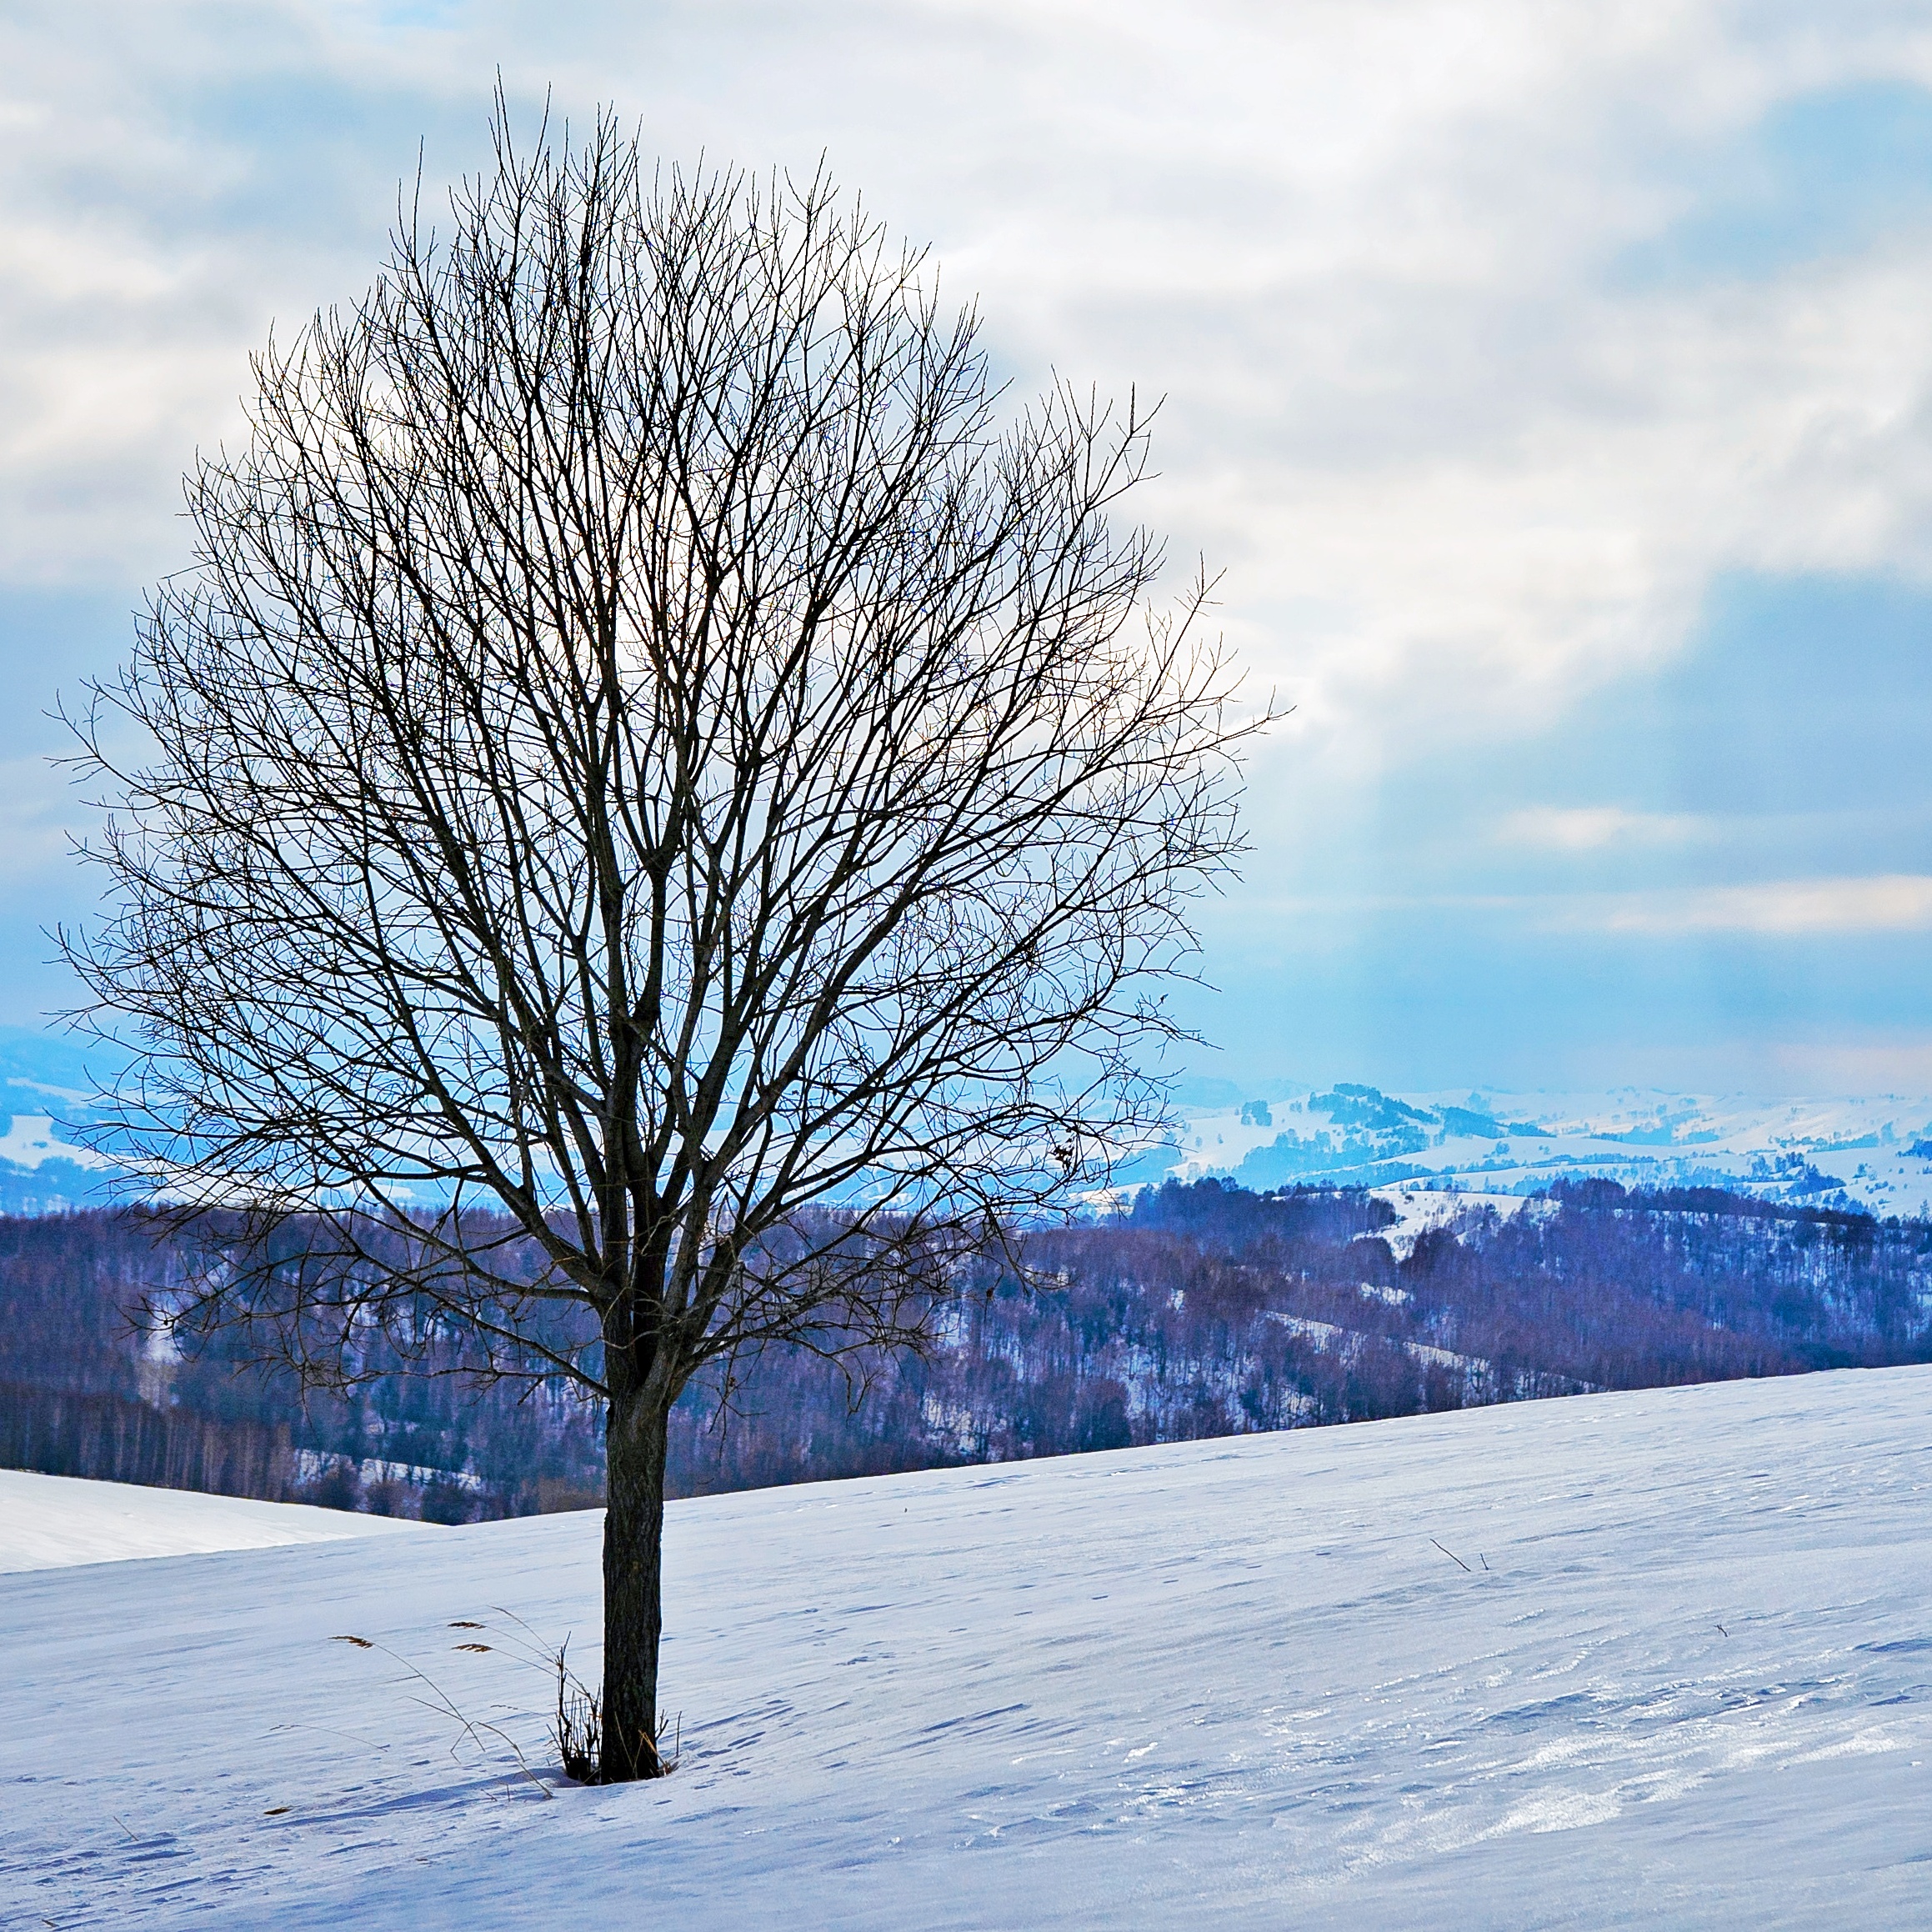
[0,10,1929,638]
[1761,1035,1932,1094]
[1219,872,1932,938]
[8,3,1932,898]
[1585,873,1932,934]
[2,0,1930,765]
[1499,807,1707,851]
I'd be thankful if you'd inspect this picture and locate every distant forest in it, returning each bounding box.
[4,1177,1929,1520]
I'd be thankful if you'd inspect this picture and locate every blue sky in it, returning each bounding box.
[4,2,1932,1098]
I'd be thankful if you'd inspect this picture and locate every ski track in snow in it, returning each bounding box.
[4,1367,1930,1927]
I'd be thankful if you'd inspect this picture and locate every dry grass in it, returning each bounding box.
[324,1614,679,1789]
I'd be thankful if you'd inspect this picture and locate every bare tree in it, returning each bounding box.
[62,103,1262,1782]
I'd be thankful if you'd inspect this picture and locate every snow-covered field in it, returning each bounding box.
[5,1368,1930,1928]
[0,1468,428,1574]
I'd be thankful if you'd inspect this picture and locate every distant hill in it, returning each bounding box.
[3,1021,1924,1217]
[3,1177,1927,1521]
[1160,1080,1932,1214]
[0,1027,128,1214]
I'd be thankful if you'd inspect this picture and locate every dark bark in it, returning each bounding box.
[602,1382,671,1779]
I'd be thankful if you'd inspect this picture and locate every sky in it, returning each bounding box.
[4,0,1932,1098]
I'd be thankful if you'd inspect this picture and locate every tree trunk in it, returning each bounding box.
[601,1385,672,1780]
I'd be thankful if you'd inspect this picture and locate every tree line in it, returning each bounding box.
[5,1176,1927,1514]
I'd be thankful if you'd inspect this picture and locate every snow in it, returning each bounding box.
[23,1074,1932,1214]
[0,1468,430,1574]
[6,1367,1931,1926]
[0,1112,116,1171]
[1367,1185,1540,1259]
[1174,1086,1932,1214]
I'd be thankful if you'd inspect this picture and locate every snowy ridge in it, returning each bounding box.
[0,1468,429,1574]
[5,1366,1929,1926]
[5,1014,1932,1220]
[0,1029,129,1214]
[1164,1082,1932,1215]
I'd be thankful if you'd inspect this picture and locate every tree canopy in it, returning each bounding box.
[64,103,1262,1779]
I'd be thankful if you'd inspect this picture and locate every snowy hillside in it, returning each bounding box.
[1163,1081,1932,1216]
[0,1468,430,1573]
[8,1019,1931,1220]
[0,1028,124,1214]
[5,1367,1929,1928]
